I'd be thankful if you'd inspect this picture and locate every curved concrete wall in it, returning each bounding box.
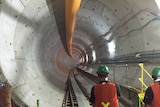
[1,0,160,106]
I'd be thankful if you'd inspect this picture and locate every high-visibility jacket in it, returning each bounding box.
[94,82,118,107]
[150,83,160,107]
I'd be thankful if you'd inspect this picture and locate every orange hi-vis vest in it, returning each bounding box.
[94,82,118,107]
[150,83,160,107]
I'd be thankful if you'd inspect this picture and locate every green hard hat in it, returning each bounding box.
[152,66,160,81]
[97,65,109,74]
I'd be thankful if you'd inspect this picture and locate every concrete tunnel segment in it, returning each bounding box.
[1,0,160,107]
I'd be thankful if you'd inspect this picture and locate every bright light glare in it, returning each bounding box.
[92,50,96,62]
[108,41,115,53]
[155,0,160,10]
[85,54,88,63]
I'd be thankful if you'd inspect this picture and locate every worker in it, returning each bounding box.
[143,66,160,107]
[89,65,120,107]
[0,80,12,107]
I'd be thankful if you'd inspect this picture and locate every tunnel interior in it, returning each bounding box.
[1,0,160,107]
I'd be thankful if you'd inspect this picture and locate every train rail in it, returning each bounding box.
[62,68,139,107]
[73,71,90,100]
[62,72,79,107]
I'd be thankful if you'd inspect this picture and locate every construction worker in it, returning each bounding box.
[89,65,120,107]
[143,66,160,107]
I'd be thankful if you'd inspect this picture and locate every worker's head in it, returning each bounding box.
[97,65,109,80]
[152,66,160,82]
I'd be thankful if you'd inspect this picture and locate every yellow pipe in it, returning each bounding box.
[139,63,153,79]
[138,63,154,93]
[65,0,81,57]
[138,78,148,88]
[140,63,144,93]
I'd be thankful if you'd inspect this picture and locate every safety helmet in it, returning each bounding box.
[97,65,109,74]
[152,66,160,82]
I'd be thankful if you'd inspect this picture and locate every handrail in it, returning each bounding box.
[138,63,153,107]
[138,63,153,93]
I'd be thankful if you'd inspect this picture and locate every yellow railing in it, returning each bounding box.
[138,63,153,93]
[138,63,153,106]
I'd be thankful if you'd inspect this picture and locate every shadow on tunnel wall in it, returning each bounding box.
[46,0,69,55]
[3,0,69,86]
[1,2,34,29]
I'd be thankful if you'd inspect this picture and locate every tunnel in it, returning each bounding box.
[0,0,160,107]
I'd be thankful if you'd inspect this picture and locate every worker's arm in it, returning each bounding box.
[143,87,153,107]
[115,83,121,97]
[0,80,12,107]
[144,105,150,107]
[89,86,95,106]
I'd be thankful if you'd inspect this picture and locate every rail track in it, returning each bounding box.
[62,72,79,107]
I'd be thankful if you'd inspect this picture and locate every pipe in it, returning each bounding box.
[65,0,81,57]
